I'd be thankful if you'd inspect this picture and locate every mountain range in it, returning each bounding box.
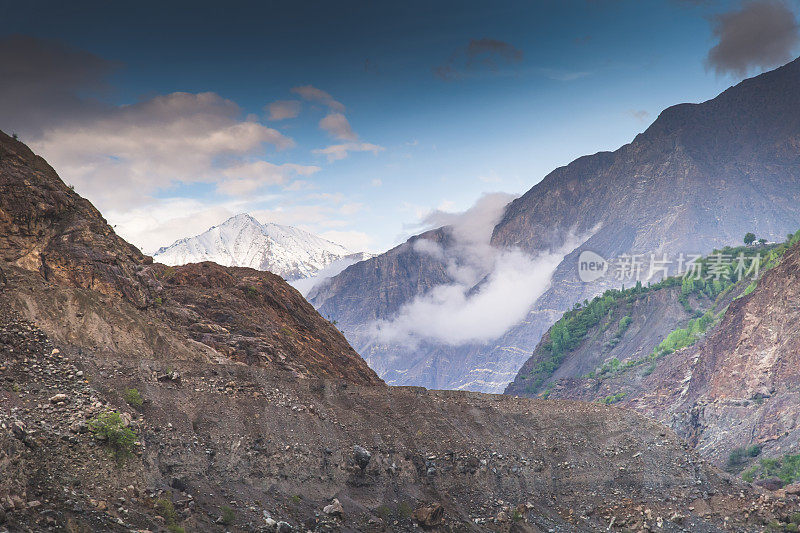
[154,213,368,281]
[309,56,800,393]
[4,129,792,531]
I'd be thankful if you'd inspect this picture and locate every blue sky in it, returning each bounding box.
[2,0,798,252]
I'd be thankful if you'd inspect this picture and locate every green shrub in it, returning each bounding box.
[245,285,259,298]
[89,411,136,459]
[741,453,800,485]
[155,498,185,532]
[599,391,627,405]
[727,444,762,471]
[221,505,235,525]
[124,388,144,409]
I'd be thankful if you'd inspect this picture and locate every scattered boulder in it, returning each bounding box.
[785,483,800,495]
[322,498,343,517]
[413,503,444,527]
[353,445,371,470]
[756,478,785,491]
[157,370,182,384]
[49,393,68,404]
[11,420,26,440]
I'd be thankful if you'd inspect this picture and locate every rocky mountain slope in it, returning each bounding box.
[504,243,772,398]
[310,57,800,393]
[154,214,367,281]
[511,234,800,476]
[1,134,797,531]
[0,130,381,386]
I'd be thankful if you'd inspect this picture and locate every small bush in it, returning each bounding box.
[156,497,185,532]
[89,411,136,459]
[727,444,761,471]
[221,505,235,525]
[155,498,178,524]
[245,285,259,298]
[124,388,144,409]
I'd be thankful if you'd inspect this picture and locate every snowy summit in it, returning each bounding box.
[153,214,362,280]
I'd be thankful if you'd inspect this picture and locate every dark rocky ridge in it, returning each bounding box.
[311,57,800,393]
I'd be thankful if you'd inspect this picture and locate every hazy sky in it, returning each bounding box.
[2,0,798,253]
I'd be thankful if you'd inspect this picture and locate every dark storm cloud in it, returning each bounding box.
[0,34,117,136]
[705,0,800,77]
[434,38,523,81]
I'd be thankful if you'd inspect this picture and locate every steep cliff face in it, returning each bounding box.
[0,130,157,309]
[635,238,800,464]
[312,57,800,393]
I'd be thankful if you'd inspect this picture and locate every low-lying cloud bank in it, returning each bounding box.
[368,193,592,346]
[291,255,366,297]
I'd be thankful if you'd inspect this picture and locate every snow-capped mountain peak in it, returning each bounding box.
[153,214,362,280]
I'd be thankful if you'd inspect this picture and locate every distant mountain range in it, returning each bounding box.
[310,57,800,393]
[153,213,369,281]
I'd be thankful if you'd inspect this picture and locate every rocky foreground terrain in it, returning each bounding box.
[2,129,800,532]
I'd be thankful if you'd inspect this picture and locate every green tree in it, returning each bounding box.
[744,232,756,245]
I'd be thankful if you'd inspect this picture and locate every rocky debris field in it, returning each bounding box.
[3,290,800,532]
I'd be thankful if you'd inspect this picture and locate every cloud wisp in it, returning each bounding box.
[367,193,593,346]
[312,142,385,162]
[266,99,301,120]
[434,38,524,81]
[291,85,345,112]
[706,0,800,77]
[319,112,357,140]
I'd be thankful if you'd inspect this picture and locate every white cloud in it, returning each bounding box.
[319,112,357,140]
[266,99,301,120]
[290,254,367,296]
[217,161,320,196]
[31,92,294,208]
[366,193,595,346]
[291,85,345,111]
[371,178,383,187]
[312,142,385,162]
[319,230,372,252]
